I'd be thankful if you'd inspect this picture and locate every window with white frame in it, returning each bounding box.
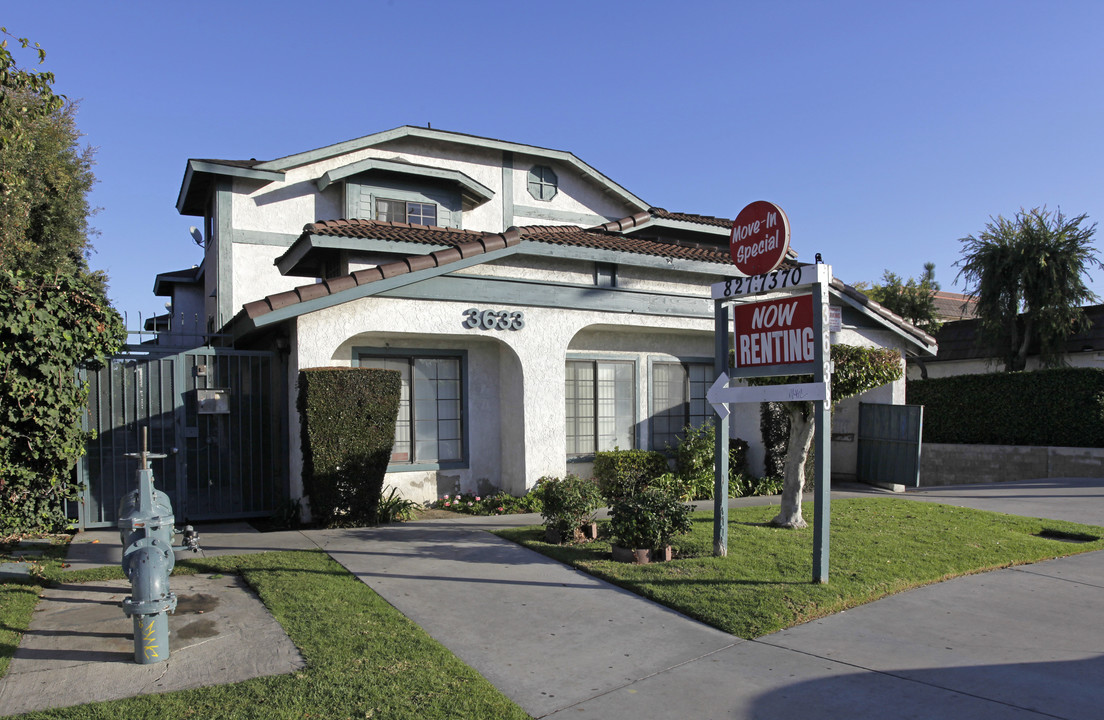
[358,353,463,465]
[565,360,635,457]
[651,362,712,452]
[375,198,438,226]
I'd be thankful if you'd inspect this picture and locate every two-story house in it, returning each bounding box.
[152,125,936,516]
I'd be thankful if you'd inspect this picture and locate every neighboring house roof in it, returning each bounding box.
[831,282,939,351]
[932,290,978,321]
[152,265,203,296]
[926,304,1104,363]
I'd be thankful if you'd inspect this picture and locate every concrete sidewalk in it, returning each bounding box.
[2,479,1103,718]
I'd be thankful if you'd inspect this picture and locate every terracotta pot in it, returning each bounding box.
[611,544,672,564]
[545,522,600,544]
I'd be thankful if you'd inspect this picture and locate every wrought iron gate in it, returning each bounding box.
[78,347,285,528]
[857,402,924,488]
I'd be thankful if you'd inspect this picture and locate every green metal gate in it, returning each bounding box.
[78,347,285,528]
[857,402,924,488]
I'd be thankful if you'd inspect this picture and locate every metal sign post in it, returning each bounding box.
[710,262,833,583]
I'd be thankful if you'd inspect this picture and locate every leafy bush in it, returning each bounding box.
[592,449,669,502]
[909,368,1104,447]
[669,422,751,499]
[378,487,420,524]
[608,487,693,550]
[539,473,602,539]
[297,368,401,527]
[0,269,125,535]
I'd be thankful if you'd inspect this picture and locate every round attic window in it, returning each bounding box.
[527,165,558,201]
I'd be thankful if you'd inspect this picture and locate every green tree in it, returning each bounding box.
[956,207,1101,372]
[0,30,124,534]
[756,345,903,529]
[854,263,941,335]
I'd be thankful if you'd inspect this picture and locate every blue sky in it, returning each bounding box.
[6,1,1103,326]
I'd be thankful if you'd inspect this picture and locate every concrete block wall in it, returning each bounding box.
[921,443,1104,485]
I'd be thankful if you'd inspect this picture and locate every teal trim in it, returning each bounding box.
[354,347,469,472]
[381,275,713,319]
[245,244,525,330]
[564,354,643,455]
[317,157,493,208]
[252,126,650,212]
[232,229,298,247]
[215,178,234,330]
[831,289,936,355]
[176,160,284,215]
[519,242,730,275]
[513,204,612,227]
[501,151,514,229]
[648,217,731,237]
[646,355,714,452]
[276,235,449,277]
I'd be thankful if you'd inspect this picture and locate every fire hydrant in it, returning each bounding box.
[117,429,200,664]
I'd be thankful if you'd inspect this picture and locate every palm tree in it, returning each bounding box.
[956,207,1101,372]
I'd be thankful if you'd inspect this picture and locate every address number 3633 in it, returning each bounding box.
[462,308,525,331]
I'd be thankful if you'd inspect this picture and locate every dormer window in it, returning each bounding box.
[376,198,438,226]
[528,165,558,201]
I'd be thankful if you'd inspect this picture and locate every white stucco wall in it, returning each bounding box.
[288,293,723,505]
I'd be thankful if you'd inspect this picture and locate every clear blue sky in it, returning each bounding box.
[7,1,1103,327]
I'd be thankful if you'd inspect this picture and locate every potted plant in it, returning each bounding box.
[608,487,693,563]
[540,474,603,544]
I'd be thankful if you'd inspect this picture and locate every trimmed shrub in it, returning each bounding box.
[592,449,669,502]
[297,367,402,527]
[539,473,602,539]
[908,368,1104,447]
[608,487,693,550]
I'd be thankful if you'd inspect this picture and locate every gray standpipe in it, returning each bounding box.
[117,428,200,664]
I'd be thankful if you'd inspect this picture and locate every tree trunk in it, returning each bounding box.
[771,402,815,529]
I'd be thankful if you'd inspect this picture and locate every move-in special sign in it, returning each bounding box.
[732,293,814,367]
[729,200,790,276]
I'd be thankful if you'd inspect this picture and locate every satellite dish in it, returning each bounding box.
[189,226,204,247]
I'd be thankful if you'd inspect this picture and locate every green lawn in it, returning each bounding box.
[1,550,529,720]
[494,497,1104,639]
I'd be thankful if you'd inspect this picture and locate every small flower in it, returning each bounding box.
[475,496,481,502]
[468,501,473,506]
[443,494,450,499]
[445,501,451,507]
[497,507,505,512]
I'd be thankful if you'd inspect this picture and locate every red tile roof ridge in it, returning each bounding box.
[243,227,523,320]
[302,217,487,237]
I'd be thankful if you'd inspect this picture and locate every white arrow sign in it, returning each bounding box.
[707,372,828,419]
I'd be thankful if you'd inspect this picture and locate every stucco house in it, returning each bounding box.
[154,125,936,514]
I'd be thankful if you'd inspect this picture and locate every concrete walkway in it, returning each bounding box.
[3,479,1103,718]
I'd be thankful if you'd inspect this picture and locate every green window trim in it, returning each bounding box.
[565,359,635,459]
[356,348,468,470]
[527,165,558,202]
[650,359,713,453]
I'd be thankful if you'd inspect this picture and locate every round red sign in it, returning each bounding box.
[729,201,791,276]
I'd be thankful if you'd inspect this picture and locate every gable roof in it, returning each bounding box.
[237,217,935,359]
[178,125,651,217]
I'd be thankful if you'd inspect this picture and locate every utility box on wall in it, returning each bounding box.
[196,388,230,415]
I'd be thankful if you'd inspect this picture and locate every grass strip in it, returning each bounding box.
[2,550,529,720]
[494,497,1104,639]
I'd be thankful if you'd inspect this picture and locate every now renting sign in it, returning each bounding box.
[733,294,814,368]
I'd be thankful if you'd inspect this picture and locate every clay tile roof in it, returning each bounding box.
[516,224,733,264]
[649,207,734,228]
[304,218,485,245]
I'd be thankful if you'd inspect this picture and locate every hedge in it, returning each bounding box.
[297,367,402,526]
[592,449,670,501]
[907,368,1104,448]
